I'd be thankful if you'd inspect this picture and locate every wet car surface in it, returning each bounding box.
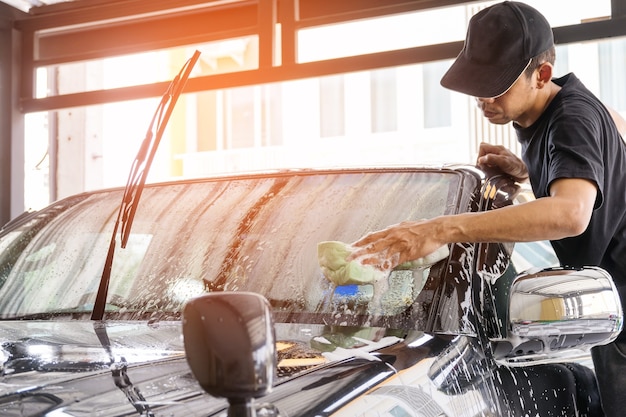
[0,166,621,416]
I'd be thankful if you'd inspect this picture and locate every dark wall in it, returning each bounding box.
[0,3,25,227]
[0,7,13,227]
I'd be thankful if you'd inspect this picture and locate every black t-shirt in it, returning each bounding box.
[515,73,626,291]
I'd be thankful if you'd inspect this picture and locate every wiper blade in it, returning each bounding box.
[119,51,201,248]
[92,51,201,321]
[94,322,156,416]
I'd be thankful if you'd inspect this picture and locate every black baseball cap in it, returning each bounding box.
[440,1,554,98]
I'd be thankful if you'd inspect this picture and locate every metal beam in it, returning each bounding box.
[34,3,259,65]
[15,0,245,30]
[0,3,27,225]
[258,0,276,68]
[0,11,12,226]
[612,0,626,18]
[553,16,626,44]
[295,0,478,28]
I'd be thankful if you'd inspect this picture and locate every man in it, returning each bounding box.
[349,2,626,415]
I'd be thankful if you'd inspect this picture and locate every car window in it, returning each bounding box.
[511,240,559,272]
[508,185,560,272]
[0,170,468,326]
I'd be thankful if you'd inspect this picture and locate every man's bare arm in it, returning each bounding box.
[350,178,597,270]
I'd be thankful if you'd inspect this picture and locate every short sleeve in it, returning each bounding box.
[546,105,604,209]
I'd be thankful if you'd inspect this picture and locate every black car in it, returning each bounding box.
[0,166,621,417]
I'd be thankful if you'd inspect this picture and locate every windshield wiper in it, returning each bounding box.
[93,322,156,416]
[91,51,201,321]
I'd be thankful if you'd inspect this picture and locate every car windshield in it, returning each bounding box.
[0,169,468,326]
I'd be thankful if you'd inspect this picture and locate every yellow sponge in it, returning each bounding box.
[317,241,448,286]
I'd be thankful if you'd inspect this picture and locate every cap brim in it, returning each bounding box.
[440,53,530,98]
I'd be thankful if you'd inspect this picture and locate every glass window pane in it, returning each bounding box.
[0,170,462,321]
[297,1,611,63]
[262,84,284,146]
[599,38,626,112]
[38,37,258,97]
[298,7,466,63]
[227,86,256,149]
[423,61,451,129]
[319,75,345,138]
[371,68,397,133]
[522,0,610,26]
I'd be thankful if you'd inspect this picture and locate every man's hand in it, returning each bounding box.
[348,220,446,271]
[476,142,529,182]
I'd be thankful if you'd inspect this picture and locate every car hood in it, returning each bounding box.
[0,320,481,417]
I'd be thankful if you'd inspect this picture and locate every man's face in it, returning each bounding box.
[474,70,539,128]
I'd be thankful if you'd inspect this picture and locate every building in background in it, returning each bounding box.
[22,0,625,211]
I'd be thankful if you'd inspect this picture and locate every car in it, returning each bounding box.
[0,164,621,417]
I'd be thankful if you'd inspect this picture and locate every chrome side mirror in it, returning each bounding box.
[183,292,276,416]
[503,266,623,361]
